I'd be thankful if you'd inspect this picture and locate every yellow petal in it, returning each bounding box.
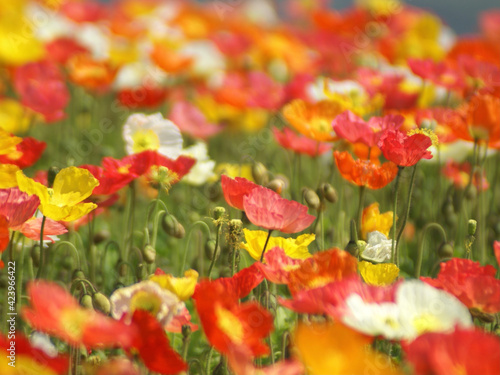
[0,164,21,188]
[150,269,199,301]
[16,170,50,203]
[0,99,32,134]
[41,202,97,222]
[0,129,22,155]
[52,167,99,206]
[240,229,314,261]
[358,261,399,286]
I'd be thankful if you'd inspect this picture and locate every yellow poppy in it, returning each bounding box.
[0,129,21,155]
[16,167,99,222]
[0,164,20,189]
[361,203,394,240]
[0,99,33,134]
[215,163,254,181]
[358,261,400,286]
[240,229,314,261]
[150,269,199,301]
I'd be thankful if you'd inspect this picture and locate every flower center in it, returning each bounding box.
[132,129,160,153]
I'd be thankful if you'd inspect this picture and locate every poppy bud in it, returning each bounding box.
[162,214,179,236]
[303,188,321,210]
[31,246,40,267]
[344,219,359,258]
[465,185,477,201]
[92,292,111,315]
[142,245,156,264]
[72,269,85,281]
[205,239,218,260]
[468,219,477,236]
[212,206,226,220]
[437,242,454,258]
[207,181,222,201]
[182,324,192,338]
[321,183,338,203]
[118,262,128,277]
[80,294,93,309]
[174,222,185,239]
[266,179,285,194]
[47,166,60,188]
[252,162,269,185]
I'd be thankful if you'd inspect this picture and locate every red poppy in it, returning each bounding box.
[243,186,315,234]
[403,328,500,375]
[128,310,187,375]
[442,160,489,191]
[256,247,305,284]
[273,127,331,157]
[0,187,39,228]
[193,271,272,357]
[334,151,399,189]
[421,258,500,314]
[13,60,69,122]
[118,86,167,109]
[0,333,69,375]
[60,0,108,23]
[287,248,359,295]
[221,175,259,210]
[170,101,223,140]
[0,216,8,252]
[0,137,46,169]
[22,281,135,348]
[408,58,466,91]
[378,129,433,167]
[495,241,500,267]
[210,263,264,300]
[480,10,500,45]
[332,111,403,148]
[211,31,251,57]
[45,38,89,65]
[414,108,459,144]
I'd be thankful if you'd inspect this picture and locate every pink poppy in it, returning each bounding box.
[256,247,305,284]
[273,127,331,157]
[221,175,259,211]
[169,101,223,140]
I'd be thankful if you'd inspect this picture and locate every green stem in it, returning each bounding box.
[395,164,418,267]
[35,215,47,279]
[207,224,222,279]
[356,185,366,238]
[415,223,447,278]
[205,347,213,375]
[181,221,212,275]
[260,229,273,262]
[281,331,290,361]
[391,167,403,264]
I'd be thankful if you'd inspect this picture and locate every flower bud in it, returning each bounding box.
[31,245,40,268]
[182,324,192,338]
[252,162,269,185]
[92,292,111,315]
[173,222,185,239]
[266,179,285,194]
[465,185,477,201]
[72,269,85,281]
[303,188,321,210]
[468,219,477,236]
[142,245,156,264]
[228,219,243,247]
[437,242,454,258]
[80,294,93,309]
[93,230,110,245]
[204,239,218,260]
[321,183,338,203]
[212,206,226,220]
[162,214,179,236]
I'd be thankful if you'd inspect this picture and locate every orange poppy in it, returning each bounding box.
[67,54,118,92]
[465,93,500,144]
[150,42,193,74]
[334,151,398,190]
[282,99,343,142]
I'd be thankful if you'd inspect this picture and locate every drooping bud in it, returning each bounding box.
[321,183,338,203]
[437,242,454,258]
[80,294,93,309]
[205,239,218,260]
[72,269,85,281]
[92,292,111,315]
[252,162,269,185]
[344,219,359,258]
[303,188,321,210]
[142,245,156,264]
[266,179,285,194]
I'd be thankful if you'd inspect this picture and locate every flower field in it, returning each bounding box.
[1,0,500,374]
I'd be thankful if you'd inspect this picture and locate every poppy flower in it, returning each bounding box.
[128,310,188,375]
[169,101,223,140]
[0,216,8,252]
[293,321,402,375]
[378,128,433,167]
[15,217,67,242]
[150,269,199,301]
[45,37,89,65]
[358,261,399,286]
[204,264,264,301]
[334,151,399,190]
[22,281,135,348]
[403,328,500,375]
[255,247,305,284]
[287,248,359,295]
[0,187,39,228]
[221,175,259,210]
[0,333,69,375]
[240,229,314,261]
[361,203,395,240]
[442,160,489,191]
[118,86,167,109]
[16,167,99,222]
[332,111,403,148]
[13,60,69,122]
[0,137,46,169]
[0,164,20,189]
[408,58,466,91]
[421,258,500,314]
[282,99,343,142]
[273,127,331,157]
[243,186,315,234]
[465,92,500,144]
[150,42,193,74]
[67,54,117,92]
[193,273,272,358]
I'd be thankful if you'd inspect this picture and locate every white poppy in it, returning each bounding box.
[361,231,393,263]
[181,142,216,186]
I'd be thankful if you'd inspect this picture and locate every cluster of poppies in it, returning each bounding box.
[1,0,500,374]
